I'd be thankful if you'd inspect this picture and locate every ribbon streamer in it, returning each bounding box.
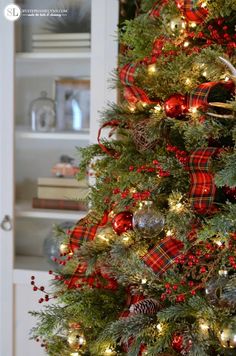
[188,147,218,214]
[183,0,208,23]
[97,120,121,158]
[142,237,184,275]
[187,80,234,110]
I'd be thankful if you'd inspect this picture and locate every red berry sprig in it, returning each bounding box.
[30,275,58,304]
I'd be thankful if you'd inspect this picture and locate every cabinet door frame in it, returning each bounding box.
[0,1,15,355]
[90,0,119,143]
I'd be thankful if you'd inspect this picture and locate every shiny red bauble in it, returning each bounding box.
[112,211,133,235]
[164,94,188,118]
[171,332,192,353]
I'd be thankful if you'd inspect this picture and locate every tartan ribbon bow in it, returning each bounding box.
[183,0,208,23]
[142,237,184,275]
[149,0,168,19]
[187,80,234,110]
[119,63,154,104]
[67,212,109,289]
[69,211,108,252]
[188,147,218,214]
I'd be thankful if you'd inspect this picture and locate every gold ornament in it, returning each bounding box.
[169,16,186,33]
[67,330,86,351]
[96,226,115,243]
[219,317,236,348]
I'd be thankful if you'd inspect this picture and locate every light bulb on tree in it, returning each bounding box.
[147,64,156,75]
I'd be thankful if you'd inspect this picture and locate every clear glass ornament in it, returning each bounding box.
[30,91,56,132]
[43,221,73,268]
[132,201,165,238]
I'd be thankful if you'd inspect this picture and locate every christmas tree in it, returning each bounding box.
[30,1,236,355]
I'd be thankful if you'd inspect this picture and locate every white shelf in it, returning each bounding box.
[16,52,91,61]
[14,255,52,284]
[15,128,90,140]
[15,202,87,220]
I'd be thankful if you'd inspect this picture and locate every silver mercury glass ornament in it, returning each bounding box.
[132,200,165,238]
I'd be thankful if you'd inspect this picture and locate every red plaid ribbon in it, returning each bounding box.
[123,85,152,104]
[69,211,108,251]
[183,0,208,23]
[119,62,154,104]
[187,80,234,110]
[67,264,118,290]
[70,225,98,252]
[142,237,184,275]
[149,0,168,18]
[97,120,121,158]
[188,147,218,213]
[120,63,139,86]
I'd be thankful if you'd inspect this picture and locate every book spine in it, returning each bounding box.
[37,186,89,200]
[32,41,91,48]
[32,198,87,211]
[32,47,90,53]
[32,33,91,41]
[37,177,88,188]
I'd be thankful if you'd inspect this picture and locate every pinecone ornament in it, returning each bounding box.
[129,298,159,315]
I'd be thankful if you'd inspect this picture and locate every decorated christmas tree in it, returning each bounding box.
[30,0,236,355]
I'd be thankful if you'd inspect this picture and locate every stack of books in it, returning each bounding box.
[32,177,88,211]
[32,33,91,53]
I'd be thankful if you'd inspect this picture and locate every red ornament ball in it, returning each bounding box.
[112,211,133,235]
[164,94,187,118]
[171,332,192,353]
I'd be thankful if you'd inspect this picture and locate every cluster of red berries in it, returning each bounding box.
[129,160,170,177]
[228,256,236,270]
[160,279,198,303]
[31,274,57,304]
[31,276,50,303]
[35,336,48,349]
[112,187,151,201]
[166,144,188,166]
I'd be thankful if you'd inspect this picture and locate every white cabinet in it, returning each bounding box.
[0,1,118,354]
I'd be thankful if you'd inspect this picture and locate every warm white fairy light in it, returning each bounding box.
[224,76,230,81]
[183,41,190,47]
[154,104,162,112]
[141,278,147,284]
[190,107,198,114]
[148,64,156,74]
[122,235,130,243]
[201,1,207,7]
[156,323,163,331]
[166,229,174,237]
[129,104,136,112]
[190,22,197,28]
[185,78,191,85]
[199,321,209,331]
[104,347,116,355]
[218,266,228,277]
[70,353,79,356]
[175,202,183,211]
[202,70,207,77]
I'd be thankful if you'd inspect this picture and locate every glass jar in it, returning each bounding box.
[30,91,56,132]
